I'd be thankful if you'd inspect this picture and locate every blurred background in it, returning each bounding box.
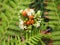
[0,0,60,45]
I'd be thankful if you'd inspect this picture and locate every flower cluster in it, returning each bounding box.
[18,8,42,30]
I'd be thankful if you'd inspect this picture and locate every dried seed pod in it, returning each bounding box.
[22,11,27,17]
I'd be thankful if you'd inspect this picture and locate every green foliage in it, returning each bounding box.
[0,0,60,45]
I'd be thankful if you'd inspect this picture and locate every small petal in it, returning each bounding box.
[27,12,32,16]
[19,10,23,13]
